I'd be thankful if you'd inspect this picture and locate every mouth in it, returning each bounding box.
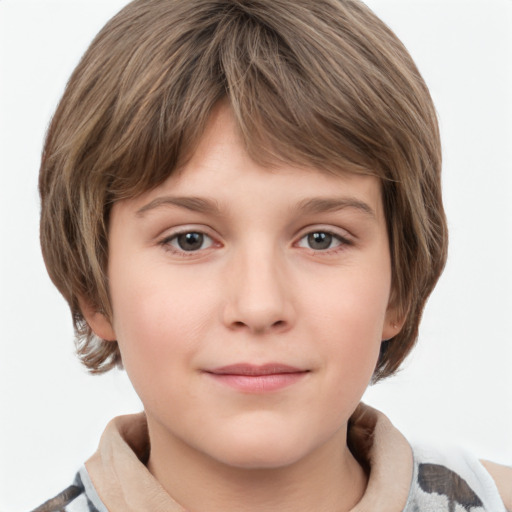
[204,363,310,393]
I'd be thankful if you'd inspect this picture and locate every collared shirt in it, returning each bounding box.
[30,404,511,512]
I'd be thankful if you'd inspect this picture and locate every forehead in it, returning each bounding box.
[112,104,385,228]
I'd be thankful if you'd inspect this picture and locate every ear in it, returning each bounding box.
[78,297,116,341]
[381,304,406,341]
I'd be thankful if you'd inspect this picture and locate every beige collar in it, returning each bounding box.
[85,403,413,512]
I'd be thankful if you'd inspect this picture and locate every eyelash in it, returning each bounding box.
[296,230,352,253]
[158,230,216,256]
[158,228,353,256]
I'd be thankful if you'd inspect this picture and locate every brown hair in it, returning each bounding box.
[39,0,448,380]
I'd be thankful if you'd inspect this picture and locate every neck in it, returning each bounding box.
[147,420,367,512]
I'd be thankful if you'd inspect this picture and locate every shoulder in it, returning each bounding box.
[404,444,511,512]
[481,460,512,512]
[29,469,107,512]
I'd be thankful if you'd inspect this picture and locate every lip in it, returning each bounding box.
[204,363,309,393]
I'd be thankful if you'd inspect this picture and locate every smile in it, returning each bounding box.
[204,364,310,393]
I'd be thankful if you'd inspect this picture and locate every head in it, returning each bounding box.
[40,0,447,382]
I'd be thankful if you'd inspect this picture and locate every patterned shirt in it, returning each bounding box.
[29,406,511,512]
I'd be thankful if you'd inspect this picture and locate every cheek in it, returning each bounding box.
[305,264,391,337]
[302,266,390,381]
[110,290,210,418]
[108,265,216,384]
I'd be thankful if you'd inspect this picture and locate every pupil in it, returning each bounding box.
[308,232,332,250]
[177,232,203,251]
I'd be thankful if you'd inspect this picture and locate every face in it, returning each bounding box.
[89,105,399,470]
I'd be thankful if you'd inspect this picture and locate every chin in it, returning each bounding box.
[202,426,321,470]
[216,443,306,470]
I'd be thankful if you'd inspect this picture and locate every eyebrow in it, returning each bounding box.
[136,196,222,217]
[136,195,376,218]
[296,197,376,218]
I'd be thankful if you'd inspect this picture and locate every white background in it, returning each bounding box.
[0,1,511,511]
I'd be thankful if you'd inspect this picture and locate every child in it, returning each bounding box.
[30,0,511,511]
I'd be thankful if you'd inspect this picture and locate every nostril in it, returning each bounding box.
[230,319,287,332]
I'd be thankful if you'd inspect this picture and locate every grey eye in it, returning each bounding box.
[307,232,333,250]
[297,231,346,251]
[173,232,210,251]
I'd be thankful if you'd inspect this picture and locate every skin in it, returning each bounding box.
[85,105,403,512]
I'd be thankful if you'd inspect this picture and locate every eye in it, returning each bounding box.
[162,231,214,252]
[297,231,347,251]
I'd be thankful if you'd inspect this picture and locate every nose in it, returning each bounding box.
[222,244,295,335]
